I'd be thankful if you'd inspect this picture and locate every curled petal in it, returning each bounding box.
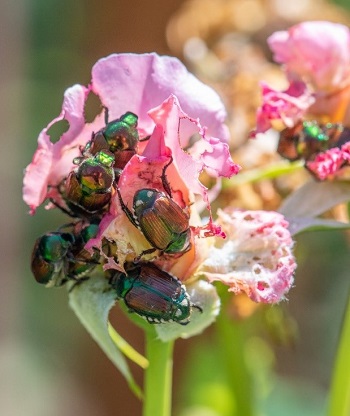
[148,95,240,199]
[198,209,296,303]
[250,81,315,137]
[269,21,350,92]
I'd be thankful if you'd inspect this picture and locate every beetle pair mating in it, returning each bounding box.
[51,111,141,219]
[31,221,100,288]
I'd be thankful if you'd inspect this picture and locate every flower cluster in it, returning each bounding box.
[252,21,350,180]
[24,53,295,335]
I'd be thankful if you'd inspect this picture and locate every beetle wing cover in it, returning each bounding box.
[140,196,189,250]
[123,263,183,320]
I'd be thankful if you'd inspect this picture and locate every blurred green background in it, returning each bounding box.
[2,0,349,415]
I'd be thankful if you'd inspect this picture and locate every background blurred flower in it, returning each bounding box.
[251,80,315,137]
[268,21,350,93]
[252,21,350,137]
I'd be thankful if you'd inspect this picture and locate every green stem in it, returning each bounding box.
[143,332,174,416]
[328,294,350,416]
[216,312,254,416]
[222,160,304,189]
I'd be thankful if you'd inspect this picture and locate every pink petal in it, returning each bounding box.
[148,95,239,200]
[23,85,90,213]
[91,53,229,144]
[199,209,296,303]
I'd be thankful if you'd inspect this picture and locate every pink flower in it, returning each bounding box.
[23,53,240,282]
[250,80,314,137]
[23,53,234,214]
[198,209,296,303]
[269,21,350,93]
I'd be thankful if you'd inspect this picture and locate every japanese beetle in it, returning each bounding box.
[31,222,100,287]
[108,262,194,325]
[117,187,191,256]
[76,110,140,174]
[63,150,115,217]
[31,231,74,286]
[278,120,349,161]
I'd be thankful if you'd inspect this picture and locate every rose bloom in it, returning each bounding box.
[252,21,350,180]
[24,53,296,338]
[269,21,350,93]
[253,21,350,135]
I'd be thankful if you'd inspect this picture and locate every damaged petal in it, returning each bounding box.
[197,209,296,303]
[23,84,90,212]
[148,95,239,215]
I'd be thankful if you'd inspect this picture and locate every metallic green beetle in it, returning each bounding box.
[278,120,348,162]
[31,222,100,287]
[63,150,115,217]
[108,262,196,325]
[117,187,192,256]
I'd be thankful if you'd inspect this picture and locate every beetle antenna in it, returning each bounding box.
[161,155,173,197]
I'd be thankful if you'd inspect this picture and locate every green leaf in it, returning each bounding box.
[279,181,350,218]
[68,272,143,398]
[286,217,350,236]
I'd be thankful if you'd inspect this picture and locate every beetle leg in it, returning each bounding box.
[49,198,76,218]
[133,247,158,263]
[116,187,139,228]
[67,275,90,293]
[192,304,203,314]
[103,106,109,124]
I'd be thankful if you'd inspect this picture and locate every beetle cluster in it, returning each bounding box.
[278,120,350,170]
[31,110,199,325]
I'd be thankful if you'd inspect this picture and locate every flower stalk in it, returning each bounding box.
[328,294,350,416]
[143,333,174,416]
